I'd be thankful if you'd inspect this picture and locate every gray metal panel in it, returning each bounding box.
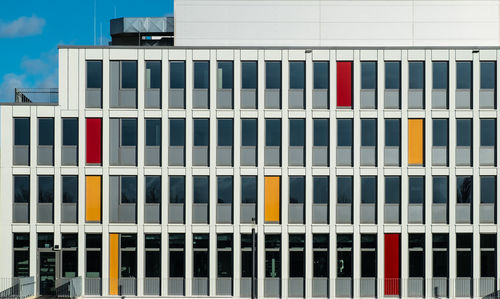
[109,119,119,166]
[360,204,376,224]
[110,61,119,107]
[192,277,209,296]
[169,88,185,108]
[360,89,376,109]
[312,89,328,109]
[241,146,257,166]
[288,203,304,224]
[360,278,376,297]
[241,89,257,109]
[480,89,495,109]
[119,89,137,108]
[143,278,160,296]
[264,89,281,109]
[312,146,328,166]
[480,146,495,166]
[13,203,29,223]
[168,146,185,166]
[145,146,161,166]
[480,277,496,297]
[217,89,233,109]
[408,89,424,109]
[119,146,137,166]
[37,203,53,223]
[288,278,304,298]
[19,277,35,298]
[456,146,471,166]
[480,203,495,224]
[62,146,78,166]
[109,176,119,223]
[360,146,376,166]
[264,278,280,298]
[312,278,328,297]
[384,146,400,166]
[193,146,209,166]
[432,89,448,109]
[264,146,281,166]
[216,278,232,296]
[13,145,29,165]
[37,145,53,166]
[85,278,101,296]
[384,89,400,109]
[384,204,400,224]
[456,203,471,224]
[312,204,328,224]
[168,203,184,224]
[455,277,472,297]
[145,88,161,108]
[118,278,136,295]
[240,277,252,298]
[336,204,352,224]
[193,88,209,109]
[336,278,352,298]
[193,203,209,224]
[408,204,424,224]
[168,278,184,296]
[432,204,447,224]
[111,17,174,34]
[217,204,232,224]
[118,203,136,223]
[217,146,233,166]
[336,146,352,166]
[407,278,424,298]
[288,146,304,166]
[61,203,77,223]
[432,146,448,166]
[145,203,160,224]
[288,89,304,109]
[455,89,471,109]
[86,88,102,108]
[241,203,256,224]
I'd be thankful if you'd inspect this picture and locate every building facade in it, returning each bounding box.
[2,1,500,298]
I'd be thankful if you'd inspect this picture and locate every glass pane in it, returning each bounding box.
[218,119,233,146]
[433,234,448,248]
[145,119,161,146]
[170,61,185,89]
[145,61,161,89]
[145,176,161,204]
[121,119,137,146]
[217,234,233,248]
[266,61,281,89]
[121,234,136,248]
[14,251,29,277]
[289,61,305,89]
[218,251,233,277]
[337,176,353,204]
[62,118,78,146]
[289,119,305,146]
[87,61,102,89]
[266,119,281,146]
[242,61,257,89]
[121,251,137,277]
[38,233,53,248]
[433,61,448,89]
[313,251,328,277]
[385,176,401,204]
[481,176,496,203]
[313,176,329,204]
[409,61,424,89]
[169,119,185,146]
[385,119,400,146]
[62,251,77,277]
[121,176,137,203]
[193,119,209,146]
[289,251,304,277]
[433,119,448,146]
[337,251,352,277]
[409,176,424,204]
[481,119,495,146]
[457,251,472,277]
[456,119,472,146]
[169,233,185,249]
[86,234,102,249]
[86,251,101,277]
[313,119,328,146]
[217,61,233,89]
[361,119,377,146]
[361,61,377,89]
[337,119,353,146]
[481,251,496,277]
[14,233,30,248]
[409,251,424,277]
[385,61,401,89]
[289,176,305,204]
[193,176,209,204]
[265,251,281,277]
[193,234,209,249]
[241,176,257,204]
[433,176,448,204]
[145,251,161,277]
[361,234,377,248]
[361,251,376,277]
[361,176,377,204]
[169,251,184,277]
[313,61,329,89]
[14,175,30,203]
[242,119,257,146]
[39,118,54,146]
[62,176,78,203]
[169,176,185,204]
[217,176,233,204]
[456,61,472,89]
[38,176,54,203]
[481,61,496,89]
[121,61,137,89]
[145,234,161,249]
[14,118,30,146]
[456,176,473,204]
[241,250,253,277]
[194,61,209,89]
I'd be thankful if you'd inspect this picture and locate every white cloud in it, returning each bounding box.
[0,73,27,101]
[0,15,45,38]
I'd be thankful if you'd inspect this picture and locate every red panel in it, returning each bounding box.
[86,118,102,164]
[384,233,400,295]
[337,61,352,107]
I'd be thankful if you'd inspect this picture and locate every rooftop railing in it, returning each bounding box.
[14,88,58,104]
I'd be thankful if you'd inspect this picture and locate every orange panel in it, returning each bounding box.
[109,234,119,295]
[86,176,101,222]
[408,119,424,165]
[265,176,280,222]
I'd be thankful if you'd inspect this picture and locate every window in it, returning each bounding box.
[481,176,496,204]
[86,234,102,278]
[385,61,400,89]
[38,233,53,249]
[145,176,161,204]
[242,176,257,204]
[457,119,472,146]
[361,61,376,89]
[481,61,496,89]
[38,118,54,146]
[481,119,496,146]
[242,61,257,89]
[433,62,448,89]
[385,119,400,146]
[313,119,329,146]
[169,119,185,146]
[218,119,233,146]
[120,234,137,277]
[38,175,54,203]
[266,61,281,89]
[145,61,161,89]
[87,61,102,88]
[289,234,305,277]
[120,61,137,89]
[313,176,329,204]
[193,234,209,277]
[145,119,161,146]
[289,119,305,146]
[481,234,496,277]
[169,176,185,204]
[456,61,472,89]
[266,119,281,146]
[217,176,233,204]
[13,233,29,277]
[361,119,376,147]
[409,234,425,277]
[145,235,161,278]
[14,175,30,203]
[121,176,137,204]
[194,61,209,89]
[62,118,78,146]
[385,176,401,204]
[409,176,424,204]
[456,176,473,203]
[121,119,137,147]
[62,176,78,203]
[265,235,281,278]
[193,119,209,146]
[242,119,257,146]
[361,176,377,204]
[61,234,78,278]
[170,61,185,89]
[14,118,30,146]
[337,119,353,147]
[169,234,185,277]
[289,61,305,89]
[217,61,233,89]
[409,61,424,89]
[337,176,353,204]
[337,234,353,277]
[456,234,472,277]
[217,234,233,277]
[193,176,209,204]
[313,61,329,90]
[241,234,257,278]
[361,234,377,277]
[433,176,449,204]
[313,234,328,277]
[433,119,448,146]
[289,176,305,204]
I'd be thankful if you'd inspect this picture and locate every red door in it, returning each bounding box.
[86,118,102,164]
[337,61,352,108]
[384,233,400,295]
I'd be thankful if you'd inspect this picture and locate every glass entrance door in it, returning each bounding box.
[39,252,56,295]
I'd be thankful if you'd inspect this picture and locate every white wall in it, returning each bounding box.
[174,0,500,47]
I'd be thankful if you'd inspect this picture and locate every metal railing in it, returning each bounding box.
[0,277,34,299]
[14,88,58,104]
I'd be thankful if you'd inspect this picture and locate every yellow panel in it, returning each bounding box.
[109,234,119,295]
[265,176,280,222]
[408,119,424,165]
[86,176,101,222]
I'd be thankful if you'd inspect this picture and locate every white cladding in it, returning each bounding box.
[174,0,500,47]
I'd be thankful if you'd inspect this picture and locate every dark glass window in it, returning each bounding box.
[432,234,448,277]
[121,234,137,248]
[361,119,376,146]
[289,176,305,204]
[169,234,185,277]
[456,61,472,89]
[145,234,161,249]
[217,176,233,204]
[169,119,185,146]
[266,119,281,146]
[38,118,54,146]
[193,119,209,146]
[337,234,353,277]
[409,234,425,277]
[241,234,257,278]
[145,119,161,146]
[14,118,30,146]
[433,62,448,89]
[289,234,305,277]
[409,176,424,204]
[361,61,377,89]
[145,235,161,278]
[242,119,257,146]
[456,234,472,277]
[170,61,185,89]
[194,61,209,89]
[193,176,209,204]
[38,233,53,248]
[409,61,424,89]
[481,176,496,203]
[86,234,102,278]
[337,119,353,146]
[289,119,305,146]
[121,176,137,204]
[433,119,448,146]
[121,252,137,277]
[38,175,54,203]
[14,175,30,203]
[62,175,78,203]
[433,176,449,204]
[385,119,400,146]
[242,61,257,89]
[385,176,401,204]
[385,61,400,89]
[481,119,496,146]
[481,61,496,89]
[457,119,472,146]
[361,176,377,204]
[313,234,328,278]
[62,234,78,248]
[218,119,233,146]
[313,119,329,146]
[121,119,137,146]
[289,61,305,89]
[217,61,233,89]
[87,61,102,89]
[337,176,353,204]
[313,176,329,204]
[145,176,161,204]
[481,234,496,277]
[145,61,161,89]
[217,234,233,277]
[313,61,329,90]
[121,61,137,89]
[265,235,281,278]
[169,176,185,204]
[13,233,30,277]
[62,118,78,146]
[266,61,281,89]
[193,234,209,277]
[457,176,473,204]
[361,234,377,277]
[241,176,257,204]
[86,234,102,248]
[14,233,30,248]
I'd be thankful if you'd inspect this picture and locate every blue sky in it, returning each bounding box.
[0,0,174,101]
